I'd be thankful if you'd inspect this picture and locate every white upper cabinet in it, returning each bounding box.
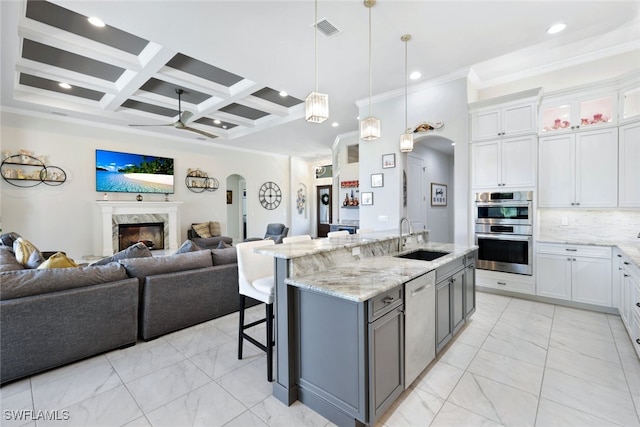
[539,128,618,208]
[469,88,541,142]
[472,135,536,189]
[540,92,616,134]
[619,122,640,207]
[472,101,537,141]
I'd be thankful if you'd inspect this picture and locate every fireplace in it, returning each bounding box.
[118,222,164,251]
[97,201,182,256]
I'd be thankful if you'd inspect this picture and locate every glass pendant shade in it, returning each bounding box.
[305,92,329,123]
[360,117,381,141]
[400,133,414,152]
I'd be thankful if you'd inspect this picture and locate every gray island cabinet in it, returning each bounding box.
[255,231,477,427]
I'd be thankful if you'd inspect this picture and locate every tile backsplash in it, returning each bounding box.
[538,209,640,243]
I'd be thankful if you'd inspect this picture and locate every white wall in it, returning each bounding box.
[357,76,470,244]
[289,157,314,237]
[0,111,303,259]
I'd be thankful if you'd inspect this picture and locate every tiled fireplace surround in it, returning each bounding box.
[97,201,182,256]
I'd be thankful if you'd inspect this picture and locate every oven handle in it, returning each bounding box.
[475,233,532,242]
[475,201,532,207]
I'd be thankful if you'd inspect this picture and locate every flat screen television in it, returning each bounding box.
[96,149,174,194]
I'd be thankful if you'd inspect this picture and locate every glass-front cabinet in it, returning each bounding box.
[540,92,616,133]
[621,86,640,122]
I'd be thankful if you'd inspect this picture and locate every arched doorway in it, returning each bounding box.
[408,135,455,243]
[226,174,246,243]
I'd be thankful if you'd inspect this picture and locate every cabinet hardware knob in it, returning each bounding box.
[637,339,640,345]
[617,254,622,257]
[636,303,640,308]
[624,262,630,265]
[382,297,395,304]
[497,281,506,286]
[573,258,577,261]
[566,248,577,251]
[624,274,629,277]
[567,258,572,261]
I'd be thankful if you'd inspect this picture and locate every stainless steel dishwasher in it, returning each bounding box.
[404,271,436,387]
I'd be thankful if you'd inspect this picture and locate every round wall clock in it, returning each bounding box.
[259,181,282,210]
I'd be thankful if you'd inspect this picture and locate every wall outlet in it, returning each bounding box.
[561,217,569,226]
[352,247,360,256]
[378,215,388,222]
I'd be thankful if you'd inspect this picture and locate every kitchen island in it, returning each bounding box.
[256,230,478,426]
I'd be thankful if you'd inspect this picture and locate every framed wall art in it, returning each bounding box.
[431,183,447,206]
[226,190,233,204]
[361,192,374,205]
[371,173,383,188]
[382,153,396,169]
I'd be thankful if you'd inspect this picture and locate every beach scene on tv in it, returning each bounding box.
[96,150,174,193]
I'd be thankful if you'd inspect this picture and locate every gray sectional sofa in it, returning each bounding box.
[0,263,139,384]
[0,238,258,384]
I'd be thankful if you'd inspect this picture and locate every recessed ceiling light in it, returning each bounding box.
[409,71,421,80]
[279,91,288,97]
[451,142,455,146]
[58,82,72,89]
[222,125,228,129]
[213,119,221,125]
[331,122,339,127]
[547,23,566,34]
[87,17,105,27]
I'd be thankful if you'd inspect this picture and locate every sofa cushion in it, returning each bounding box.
[0,262,129,301]
[13,238,44,268]
[190,235,233,249]
[91,242,152,266]
[192,222,212,238]
[0,232,21,248]
[174,240,203,254]
[209,221,221,237]
[211,247,237,265]
[0,247,24,272]
[37,252,79,269]
[119,250,213,286]
[217,240,232,249]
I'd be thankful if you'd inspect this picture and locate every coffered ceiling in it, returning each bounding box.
[1,1,639,160]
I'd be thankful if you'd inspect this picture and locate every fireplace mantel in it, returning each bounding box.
[97,201,182,256]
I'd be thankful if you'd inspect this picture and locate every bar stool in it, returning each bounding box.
[282,234,312,244]
[236,239,276,381]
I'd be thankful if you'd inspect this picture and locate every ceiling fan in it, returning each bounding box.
[129,88,217,139]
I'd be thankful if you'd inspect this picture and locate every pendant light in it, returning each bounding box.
[360,0,380,141]
[305,0,329,123]
[399,34,414,152]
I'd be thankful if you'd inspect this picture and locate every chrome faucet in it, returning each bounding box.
[399,217,413,252]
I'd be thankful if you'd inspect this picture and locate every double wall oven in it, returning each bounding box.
[474,191,533,275]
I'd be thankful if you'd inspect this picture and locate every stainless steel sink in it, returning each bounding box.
[395,250,450,261]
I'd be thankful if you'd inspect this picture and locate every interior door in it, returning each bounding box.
[317,185,332,237]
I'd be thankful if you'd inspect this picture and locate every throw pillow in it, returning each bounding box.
[192,222,212,238]
[91,242,152,266]
[0,232,21,249]
[13,237,44,268]
[174,239,203,254]
[211,247,237,265]
[217,240,232,249]
[209,221,222,237]
[37,252,79,269]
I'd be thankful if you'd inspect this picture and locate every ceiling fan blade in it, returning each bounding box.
[180,110,193,124]
[182,126,217,139]
[129,123,175,127]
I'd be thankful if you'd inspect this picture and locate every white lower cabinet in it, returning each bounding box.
[476,269,535,295]
[536,243,612,307]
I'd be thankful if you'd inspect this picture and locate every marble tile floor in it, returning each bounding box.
[2,292,640,427]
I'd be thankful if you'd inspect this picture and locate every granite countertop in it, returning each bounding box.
[255,229,407,259]
[536,236,640,269]
[285,242,477,302]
